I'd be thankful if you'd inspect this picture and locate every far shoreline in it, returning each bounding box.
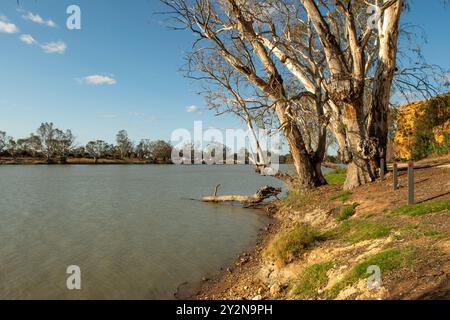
[0,157,292,166]
[0,158,158,166]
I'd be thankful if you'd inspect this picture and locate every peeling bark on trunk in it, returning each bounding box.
[342,101,379,190]
[369,0,403,175]
[275,101,325,191]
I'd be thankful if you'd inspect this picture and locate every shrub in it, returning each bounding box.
[336,203,359,221]
[265,223,322,267]
[411,94,450,160]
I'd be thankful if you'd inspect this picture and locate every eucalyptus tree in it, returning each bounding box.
[136,139,153,160]
[86,140,109,163]
[149,140,173,163]
[0,131,6,158]
[228,0,405,189]
[5,136,18,159]
[54,129,75,162]
[17,134,42,158]
[36,122,58,163]
[116,130,133,159]
[186,48,323,188]
[162,0,329,190]
[36,123,75,163]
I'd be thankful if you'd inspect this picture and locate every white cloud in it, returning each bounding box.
[41,41,67,54]
[186,105,199,113]
[81,75,117,86]
[98,113,119,119]
[19,34,37,45]
[22,12,56,28]
[129,112,146,117]
[0,16,19,34]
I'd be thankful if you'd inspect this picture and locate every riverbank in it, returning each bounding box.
[196,155,450,300]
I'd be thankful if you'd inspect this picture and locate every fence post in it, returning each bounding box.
[393,163,399,190]
[408,162,415,205]
[380,158,385,181]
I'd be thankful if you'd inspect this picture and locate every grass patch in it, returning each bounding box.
[326,220,392,244]
[336,203,359,221]
[324,169,347,185]
[276,191,311,211]
[265,223,322,267]
[330,191,352,202]
[400,223,420,231]
[423,230,444,237]
[325,247,415,299]
[291,262,334,299]
[392,199,450,217]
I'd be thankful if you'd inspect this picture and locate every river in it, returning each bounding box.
[0,165,287,299]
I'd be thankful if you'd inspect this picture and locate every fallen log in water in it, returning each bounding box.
[202,185,282,205]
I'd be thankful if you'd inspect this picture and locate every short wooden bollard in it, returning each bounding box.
[393,163,399,190]
[408,162,415,205]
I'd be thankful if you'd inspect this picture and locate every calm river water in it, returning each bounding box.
[0,165,287,299]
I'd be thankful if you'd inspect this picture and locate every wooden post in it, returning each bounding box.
[408,162,415,205]
[393,163,399,190]
[380,158,385,181]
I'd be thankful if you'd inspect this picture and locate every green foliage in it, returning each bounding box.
[423,230,444,237]
[326,220,392,244]
[325,247,415,299]
[330,191,352,202]
[412,94,450,160]
[392,199,450,217]
[265,223,322,267]
[324,169,347,185]
[431,132,450,156]
[336,203,359,221]
[291,262,334,299]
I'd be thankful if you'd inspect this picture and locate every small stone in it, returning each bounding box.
[252,295,262,301]
[270,284,281,295]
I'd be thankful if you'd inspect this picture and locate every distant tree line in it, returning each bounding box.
[0,123,292,165]
[0,123,173,164]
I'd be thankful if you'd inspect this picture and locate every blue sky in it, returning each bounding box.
[0,0,449,145]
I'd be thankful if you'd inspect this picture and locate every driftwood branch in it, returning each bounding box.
[202,185,282,205]
[214,184,221,196]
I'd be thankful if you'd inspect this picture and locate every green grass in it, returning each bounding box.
[330,191,352,202]
[324,169,347,185]
[400,223,420,231]
[326,220,393,244]
[276,191,311,211]
[392,199,450,217]
[291,262,334,299]
[423,230,444,237]
[265,223,322,267]
[325,247,416,299]
[336,203,359,221]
